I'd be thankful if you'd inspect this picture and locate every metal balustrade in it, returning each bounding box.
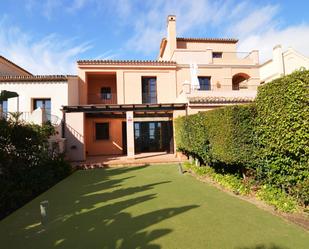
[87,93,117,104]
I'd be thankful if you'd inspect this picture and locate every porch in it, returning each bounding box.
[62,103,187,161]
[74,152,187,168]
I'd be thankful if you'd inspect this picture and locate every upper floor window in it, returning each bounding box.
[142,77,157,104]
[33,98,51,117]
[95,122,109,140]
[101,87,112,100]
[198,77,211,91]
[212,52,222,58]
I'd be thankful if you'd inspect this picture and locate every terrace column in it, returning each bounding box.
[126,111,135,159]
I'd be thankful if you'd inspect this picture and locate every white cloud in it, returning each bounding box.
[0,19,92,74]
[231,5,279,37]
[237,24,309,62]
[124,0,309,63]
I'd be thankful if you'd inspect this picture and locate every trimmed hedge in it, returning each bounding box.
[175,112,209,162]
[0,118,72,219]
[175,105,256,172]
[175,69,309,208]
[255,69,309,205]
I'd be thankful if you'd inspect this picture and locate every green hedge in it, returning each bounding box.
[0,118,72,219]
[255,69,309,205]
[175,112,210,162]
[175,69,309,207]
[205,105,256,168]
[175,105,256,172]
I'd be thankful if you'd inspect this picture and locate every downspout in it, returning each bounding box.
[61,109,66,138]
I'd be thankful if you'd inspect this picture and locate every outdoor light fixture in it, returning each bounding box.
[40,200,49,227]
[178,163,184,174]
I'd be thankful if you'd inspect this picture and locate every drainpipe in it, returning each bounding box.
[61,109,66,138]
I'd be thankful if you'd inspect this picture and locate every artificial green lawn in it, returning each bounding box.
[0,164,308,249]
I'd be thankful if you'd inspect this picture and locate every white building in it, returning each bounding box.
[260,45,309,83]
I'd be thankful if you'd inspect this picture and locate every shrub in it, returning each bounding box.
[256,185,298,213]
[0,118,72,219]
[175,105,256,173]
[255,69,309,205]
[184,162,252,196]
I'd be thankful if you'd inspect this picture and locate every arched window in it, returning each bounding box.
[232,73,250,90]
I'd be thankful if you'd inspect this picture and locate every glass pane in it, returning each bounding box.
[142,77,157,104]
[44,100,51,109]
[198,77,211,90]
[34,100,43,109]
[2,100,8,113]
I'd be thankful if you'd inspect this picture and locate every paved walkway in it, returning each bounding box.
[74,152,187,169]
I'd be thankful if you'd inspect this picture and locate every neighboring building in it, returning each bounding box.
[0,75,78,119]
[0,59,79,153]
[260,45,309,83]
[0,55,32,77]
[0,15,261,161]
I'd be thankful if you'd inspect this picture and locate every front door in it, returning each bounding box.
[134,121,173,153]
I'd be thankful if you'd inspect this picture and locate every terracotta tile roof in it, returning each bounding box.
[189,96,255,104]
[0,55,33,76]
[0,75,77,82]
[77,59,176,66]
[177,37,238,43]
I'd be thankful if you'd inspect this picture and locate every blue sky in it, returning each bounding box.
[0,0,308,74]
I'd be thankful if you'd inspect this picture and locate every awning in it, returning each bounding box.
[0,90,19,101]
[62,103,187,113]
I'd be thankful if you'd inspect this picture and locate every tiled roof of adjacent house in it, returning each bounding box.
[77,59,176,65]
[0,75,77,82]
[0,55,33,76]
[176,37,239,43]
[188,96,255,104]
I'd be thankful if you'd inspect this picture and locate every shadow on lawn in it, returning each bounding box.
[20,165,198,249]
[237,244,290,249]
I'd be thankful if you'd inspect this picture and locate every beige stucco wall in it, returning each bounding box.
[65,112,85,161]
[85,117,125,156]
[122,69,176,104]
[68,76,79,105]
[175,65,260,97]
[78,65,177,105]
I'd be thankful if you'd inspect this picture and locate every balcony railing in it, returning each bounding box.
[87,93,117,104]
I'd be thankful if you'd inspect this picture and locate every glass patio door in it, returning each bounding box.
[134,121,173,153]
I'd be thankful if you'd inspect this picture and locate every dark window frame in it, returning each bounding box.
[142,76,157,104]
[100,87,112,100]
[198,76,211,91]
[212,52,223,58]
[33,98,51,111]
[33,98,52,121]
[95,122,110,140]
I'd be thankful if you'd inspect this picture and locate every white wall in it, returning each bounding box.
[260,46,309,83]
[0,81,69,118]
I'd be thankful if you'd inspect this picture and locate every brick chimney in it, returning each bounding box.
[167,15,176,59]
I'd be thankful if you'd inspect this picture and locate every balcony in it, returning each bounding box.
[87,93,117,105]
[171,50,259,65]
[86,72,117,105]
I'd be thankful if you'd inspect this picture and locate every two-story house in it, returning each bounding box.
[62,15,260,161]
[0,15,261,162]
